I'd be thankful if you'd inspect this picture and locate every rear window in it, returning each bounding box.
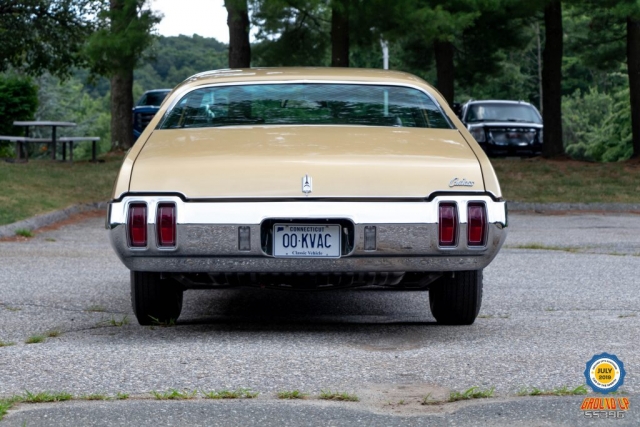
[159,83,452,129]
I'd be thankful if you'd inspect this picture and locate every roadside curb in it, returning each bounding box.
[0,202,107,239]
[507,202,640,213]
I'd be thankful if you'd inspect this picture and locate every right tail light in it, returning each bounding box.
[157,203,176,247]
[467,203,487,246]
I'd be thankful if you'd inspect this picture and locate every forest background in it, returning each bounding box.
[0,0,638,162]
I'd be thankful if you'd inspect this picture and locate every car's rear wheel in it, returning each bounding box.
[429,270,483,325]
[131,271,183,325]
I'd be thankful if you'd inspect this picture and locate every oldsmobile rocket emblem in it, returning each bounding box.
[302,174,313,195]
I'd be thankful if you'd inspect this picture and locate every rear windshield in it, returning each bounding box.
[465,103,541,124]
[159,83,452,129]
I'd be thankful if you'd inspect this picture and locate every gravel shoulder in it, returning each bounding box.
[0,213,638,425]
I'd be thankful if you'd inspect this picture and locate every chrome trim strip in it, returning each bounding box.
[108,195,506,226]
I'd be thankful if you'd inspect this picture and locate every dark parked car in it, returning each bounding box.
[460,100,543,157]
[132,89,171,140]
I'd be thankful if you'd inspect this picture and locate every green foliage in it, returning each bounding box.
[492,158,640,203]
[151,389,197,400]
[0,75,38,135]
[319,390,359,401]
[80,35,228,98]
[392,0,535,101]
[22,390,72,403]
[80,393,109,400]
[135,35,227,88]
[563,85,632,162]
[85,0,161,78]
[0,156,123,226]
[251,0,331,67]
[277,390,307,399]
[449,386,494,402]
[0,399,12,419]
[0,1,95,77]
[25,335,46,344]
[517,384,588,396]
[23,73,111,161]
[15,229,34,238]
[202,388,259,399]
[0,75,38,157]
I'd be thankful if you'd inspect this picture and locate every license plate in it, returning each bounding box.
[273,224,341,258]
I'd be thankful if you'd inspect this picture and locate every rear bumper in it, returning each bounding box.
[107,195,507,273]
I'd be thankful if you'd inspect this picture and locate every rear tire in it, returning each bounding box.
[429,270,483,325]
[131,271,183,326]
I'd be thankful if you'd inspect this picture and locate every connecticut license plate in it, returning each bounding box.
[273,224,341,258]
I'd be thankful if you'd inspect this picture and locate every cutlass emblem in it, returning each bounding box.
[302,174,312,195]
[449,178,474,187]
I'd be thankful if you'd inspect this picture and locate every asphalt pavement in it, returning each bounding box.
[0,212,638,426]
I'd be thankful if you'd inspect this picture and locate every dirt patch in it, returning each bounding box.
[355,382,504,416]
[358,383,450,415]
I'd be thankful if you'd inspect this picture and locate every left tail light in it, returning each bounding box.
[128,203,147,247]
[157,203,176,247]
[467,203,487,246]
[439,203,458,247]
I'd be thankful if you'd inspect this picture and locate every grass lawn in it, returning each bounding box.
[0,156,122,226]
[1,155,639,227]
[491,157,640,203]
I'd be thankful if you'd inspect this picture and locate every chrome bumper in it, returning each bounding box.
[107,195,507,273]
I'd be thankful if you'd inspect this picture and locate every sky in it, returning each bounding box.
[151,0,230,43]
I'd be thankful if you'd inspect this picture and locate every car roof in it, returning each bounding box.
[176,67,434,90]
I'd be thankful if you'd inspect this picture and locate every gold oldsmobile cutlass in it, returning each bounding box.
[107,68,507,326]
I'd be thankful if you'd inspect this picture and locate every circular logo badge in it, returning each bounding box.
[584,353,626,394]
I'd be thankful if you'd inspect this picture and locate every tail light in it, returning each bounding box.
[439,203,458,247]
[468,203,486,246]
[157,203,176,247]
[128,203,147,247]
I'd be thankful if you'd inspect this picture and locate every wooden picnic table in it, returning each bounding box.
[13,121,76,160]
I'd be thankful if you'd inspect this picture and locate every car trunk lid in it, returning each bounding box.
[129,126,485,198]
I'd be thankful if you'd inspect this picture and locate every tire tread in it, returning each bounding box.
[429,270,482,325]
[131,271,183,325]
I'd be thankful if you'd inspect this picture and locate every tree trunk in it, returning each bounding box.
[627,16,640,159]
[225,0,251,68]
[108,0,134,151]
[331,0,349,67]
[110,71,134,151]
[434,39,455,106]
[541,1,563,158]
